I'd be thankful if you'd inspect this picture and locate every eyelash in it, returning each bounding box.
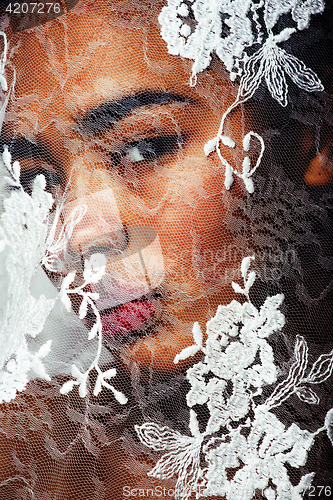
[16,133,183,195]
[110,134,183,169]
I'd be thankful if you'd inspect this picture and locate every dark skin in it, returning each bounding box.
[2,1,247,371]
[0,3,247,498]
[0,2,332,499]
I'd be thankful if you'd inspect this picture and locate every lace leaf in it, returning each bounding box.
[237,48,266,104]
[174,321,203,364]
[265,48,289,106]
[241,255,254,279]
[87,321,99,340]
[174,344,201,364]
[59,379,75,395]
[79,297,88,320]
[304,349,333,384]
[136,421,203,500]
[325,409,333,446]
[282,49,324,92]
[265,335,308,409]
[295,385,320,404]
[192,321,203,348]
[231,281,244,295]
[135,422,191,452]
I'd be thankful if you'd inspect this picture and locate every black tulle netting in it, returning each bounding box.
[0,1,332,499]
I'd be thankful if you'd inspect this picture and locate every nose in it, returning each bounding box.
[55,160,165,309]
[63,188,128,258]
[60,158,128,259]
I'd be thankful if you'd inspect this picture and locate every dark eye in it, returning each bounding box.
[111,134,182,168]
[19,166,63,196]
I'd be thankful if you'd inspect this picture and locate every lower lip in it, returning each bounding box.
[100,298,161,338]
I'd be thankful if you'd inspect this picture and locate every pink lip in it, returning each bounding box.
[100,297,161,338]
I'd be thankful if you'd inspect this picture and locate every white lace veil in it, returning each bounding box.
[0,1,332,499]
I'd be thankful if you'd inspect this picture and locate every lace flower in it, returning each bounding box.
[137,258,333,500]
[0,150,55,403]
[159,0,256,85]
[204,409,316,500]
[0,146,126,404]
[159,0,325,90]
[159,0,325,193]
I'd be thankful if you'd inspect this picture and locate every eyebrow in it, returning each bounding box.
[77,90,193,135]
[0,91,194,163]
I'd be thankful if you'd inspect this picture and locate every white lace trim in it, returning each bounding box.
[159,0,325,192]
[0,149,55,402]
[58,254,127,404]
[0,30,126,401]
[0,148,126,404]
[136,257,333,500]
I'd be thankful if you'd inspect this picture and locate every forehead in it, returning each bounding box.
[8,6,195,126]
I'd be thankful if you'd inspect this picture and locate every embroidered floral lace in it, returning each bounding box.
[0,1,332,499]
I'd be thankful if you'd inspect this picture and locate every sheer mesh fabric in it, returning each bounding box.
[0,1,332,499]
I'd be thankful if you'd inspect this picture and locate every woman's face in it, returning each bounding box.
[4,3,246,373]
[2,4,333,500]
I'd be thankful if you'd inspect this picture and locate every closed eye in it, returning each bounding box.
[1,137,64,196]
[19,166,63,196]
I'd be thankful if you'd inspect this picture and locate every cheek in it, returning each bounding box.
[156,162,236,243]
[154,172,234,279]
[155,200,194,273]
[121,170,170,210]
